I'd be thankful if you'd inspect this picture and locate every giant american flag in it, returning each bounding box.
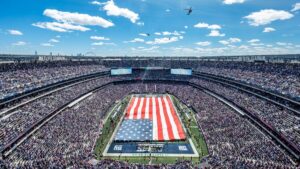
[115,95,186,141]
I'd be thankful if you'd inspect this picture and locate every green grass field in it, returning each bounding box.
[94,96,130,158]
[93,94,209,165]
[171,96,209,157]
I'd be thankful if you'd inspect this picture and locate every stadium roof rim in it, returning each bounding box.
[0,54,300,63]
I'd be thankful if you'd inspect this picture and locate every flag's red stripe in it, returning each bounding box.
[161,97,175,140]
[166,96,185,139]
[156,97,164,141]
[125,97,136,118]
[149,97,153,120]
[141,97,147,119]
[133,98,141,119]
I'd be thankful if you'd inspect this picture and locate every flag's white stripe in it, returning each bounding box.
[163,97,180,139]
[152,97,158,140]
[158,97,169,140]
[129,97,138,119]
[137,98,144,119]
[145,97,150,119]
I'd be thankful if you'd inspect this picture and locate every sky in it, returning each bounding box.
[0,0,300,56]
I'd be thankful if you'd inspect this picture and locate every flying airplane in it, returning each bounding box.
[185,7,192,15]
[146,33,150,36]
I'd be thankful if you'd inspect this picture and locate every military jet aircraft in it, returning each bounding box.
[185,7,192,15]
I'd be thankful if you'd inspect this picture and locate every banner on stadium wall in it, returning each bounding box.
[170,69,192,75]
[111,68,132,75]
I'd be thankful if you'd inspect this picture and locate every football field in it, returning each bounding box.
[94,94,208,164]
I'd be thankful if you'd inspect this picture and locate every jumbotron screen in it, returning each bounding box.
[170,69,192,75]
[111,68,132,75]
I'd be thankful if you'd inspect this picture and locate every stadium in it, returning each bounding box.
[0,55,299,169]
[1,0,300,168]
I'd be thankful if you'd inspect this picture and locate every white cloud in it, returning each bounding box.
[90,36,110,40]
[8,30,23,35]
[194,23,209,28]
[291,3,300,12]
[154,31,185,36]
[248,39,260,43]
[162,31,173,36]
[208,30,225,37]
[125,38,144,43]
[263,27,276,33]
[223,0,245,5]
[146,37,179,45]
[195,41,211,46]
[137,22,144,26]
[90,1,101,5]
[33,22,90,32]
[170,47,195,54]
[97,0,139,23]
[244,9,293,26]
[42,9,114,28]
[139,33,148,37]
[92,42,105,46]
[239,45,249,49]
[162,31,180,36]
[276,42,292,46]
[92,42,115,46]
[219,38,241,45]
[250,43,264,46]
[219,40,230,45]
[41,43,54,47]
[131,46,159,52]
[49,39,59,43]
[194,22,224,37]
[184,26,188,29]
[194,22,221,29]
[12,41,26,46]
[208,25,222,30]
[174,44,300,56]
[228,38,241,43]
[154,31,183,36]
[227,45,237,48]
[166,9,170,12]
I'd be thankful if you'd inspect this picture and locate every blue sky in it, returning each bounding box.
[0,0,300,56]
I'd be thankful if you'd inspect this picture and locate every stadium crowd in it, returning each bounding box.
[2,83,296,168]
[104,59,300,99]
[0,61,108,100]
[3,84,132,168]
[91,159,195,169]
[167,85,295,168]
[195,62,300,100]
[191,78,300,151]
[0,60,299,168]
[0,77,115,148]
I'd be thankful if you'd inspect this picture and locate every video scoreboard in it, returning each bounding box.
[111,68,132,75]
[170,69,192,75]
